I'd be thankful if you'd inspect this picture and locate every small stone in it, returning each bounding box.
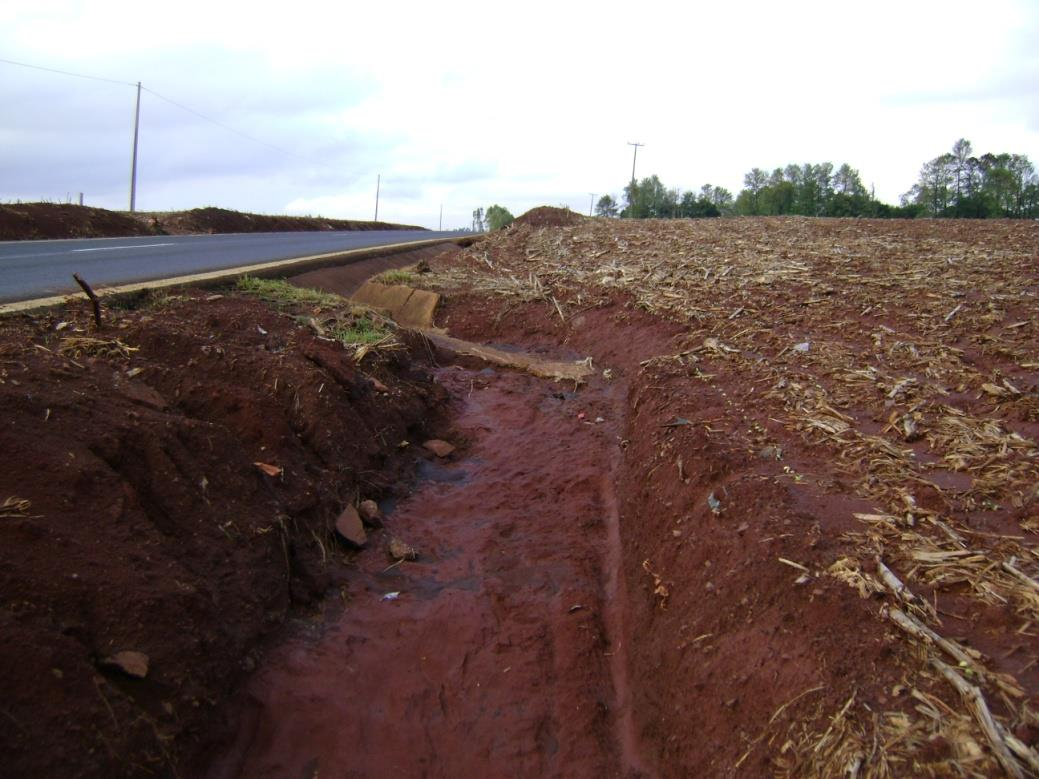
[758,445,782,460]
[370,377,390,393]
[335,505,367,547]
[388,536,419,561]
[423,439,455,458]
[102,650,149,679]
[358,500,384,528]
[793,341,810,353]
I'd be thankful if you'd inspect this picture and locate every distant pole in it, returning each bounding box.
[439,204,443,231]
[374,174,380,221]
[129,81,141,212]
[78,192,83,206]
[589,193,596,217]
[627,141,644,184]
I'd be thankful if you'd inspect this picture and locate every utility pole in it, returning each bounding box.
[129,81,141,212]
[627,141,644,184]
[439,204,443,231]
[374,174,380,221]
[589,193,596,217]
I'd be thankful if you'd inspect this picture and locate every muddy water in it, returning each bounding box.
[206,366,644,778]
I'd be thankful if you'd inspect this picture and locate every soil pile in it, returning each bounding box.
[0,288,445,777]
[0,204,156,240]
[513,206,585,228]
[151,207,422,236]
[0,203,422,241]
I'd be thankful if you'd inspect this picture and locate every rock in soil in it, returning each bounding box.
[422,439,456,458]
[387,536,418,561]
[335,505,367,547]
[358,499,384,528]
[100,651,149,679]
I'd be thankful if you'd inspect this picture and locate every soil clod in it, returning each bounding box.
[334,505,367,547]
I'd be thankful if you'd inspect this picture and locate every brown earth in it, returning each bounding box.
[0,203,422,241]
[3,216,1039,778]
[0,287,448,778]
[513,205,585,229]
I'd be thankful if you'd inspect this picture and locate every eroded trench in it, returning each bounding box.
[205,350,645,778]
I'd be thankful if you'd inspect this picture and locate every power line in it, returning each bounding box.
[0,56,306,160]
[141,86,306,160]
[0,56,135,87]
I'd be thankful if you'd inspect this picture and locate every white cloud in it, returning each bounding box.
[2,0,1037,226]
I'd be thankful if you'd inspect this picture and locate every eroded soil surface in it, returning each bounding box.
[4,213,1039,778]
[0,288,447,777]
[205,364,639,778]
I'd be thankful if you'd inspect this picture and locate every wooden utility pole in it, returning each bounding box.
[374,174,381,221]
[627,141,644,184]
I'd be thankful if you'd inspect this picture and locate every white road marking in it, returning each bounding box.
[69,243,174,253]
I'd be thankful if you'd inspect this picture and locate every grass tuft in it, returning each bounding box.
[376,269,415,286]
[235,276,345,309]
[331,314,391,346]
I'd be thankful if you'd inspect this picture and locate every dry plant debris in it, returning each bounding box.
[426,216,1039,775]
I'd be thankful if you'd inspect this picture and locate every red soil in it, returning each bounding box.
[4,216,1038,777]
[514,206,585,229]
[435,292,904,776]
[0,203,421,241]
[204,364,638,778]
[0,289,446,778]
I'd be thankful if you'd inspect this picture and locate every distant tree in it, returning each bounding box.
[622,175,671,218]
[485,204,514,231]
[595,194,619,217]
[902,140,1039,218]
[739,168,769,215]
[472,207,485,232]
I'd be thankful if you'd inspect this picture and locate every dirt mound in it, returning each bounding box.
[513,205,584,228]
[153,207,422,235]
[0,288,446,778]
[0,203,157,240]
[0,203,423,241]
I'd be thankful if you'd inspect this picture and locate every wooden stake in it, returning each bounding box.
[72,273,102,330]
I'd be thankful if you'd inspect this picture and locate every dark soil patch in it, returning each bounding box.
[149,207,422,236]
[0,204,157,241]
[0,288,446,778]
[0,203,422,241]
[203,364,635,778]
[514,206,585,229]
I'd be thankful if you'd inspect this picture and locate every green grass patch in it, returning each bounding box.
[330,314,390,346]
[235,276,344,309]
[376,269,415,286]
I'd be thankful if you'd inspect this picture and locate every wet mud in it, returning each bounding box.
[207,365,642,778]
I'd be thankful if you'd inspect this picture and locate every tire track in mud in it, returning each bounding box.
[206,363,644,778]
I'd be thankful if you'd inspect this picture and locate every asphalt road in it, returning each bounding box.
[0,230,462,303]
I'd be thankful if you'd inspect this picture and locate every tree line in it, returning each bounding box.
[595,139,1039,219]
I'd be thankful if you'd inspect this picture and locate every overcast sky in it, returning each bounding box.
[2,0,1037,229]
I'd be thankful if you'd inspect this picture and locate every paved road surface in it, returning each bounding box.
[0,230,461,303]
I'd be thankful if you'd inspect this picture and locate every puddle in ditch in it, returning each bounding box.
[205,362,645,778]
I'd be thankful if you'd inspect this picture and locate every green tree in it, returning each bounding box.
[595,194,619,217]
[622,175,671,218]
[485,204,514,231]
